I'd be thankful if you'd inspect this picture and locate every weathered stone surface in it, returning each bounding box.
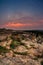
[0,30,43,65]
[14,45,28,52]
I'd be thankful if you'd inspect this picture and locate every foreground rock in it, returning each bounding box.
[0,55,40,65]
[0,30,43,65]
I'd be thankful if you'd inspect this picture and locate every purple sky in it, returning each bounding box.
[0,0,43,30]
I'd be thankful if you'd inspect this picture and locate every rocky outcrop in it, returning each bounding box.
[0,30,43,65]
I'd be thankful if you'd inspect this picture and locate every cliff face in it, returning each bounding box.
[0,29,43,65]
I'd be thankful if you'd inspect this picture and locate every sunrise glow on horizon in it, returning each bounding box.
[0,0,43,30]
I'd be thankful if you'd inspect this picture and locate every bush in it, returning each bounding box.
[10,43,15,49]
[10,40,21,49]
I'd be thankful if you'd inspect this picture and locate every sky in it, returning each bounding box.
[0,0,43,30]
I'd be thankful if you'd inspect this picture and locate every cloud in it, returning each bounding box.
[4,22,33,28]
[0,14,43,30]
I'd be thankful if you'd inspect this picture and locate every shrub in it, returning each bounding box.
[10,40,21,49]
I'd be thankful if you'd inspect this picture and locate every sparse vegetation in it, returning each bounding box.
[10,40,21,49]
[0,46,9,53]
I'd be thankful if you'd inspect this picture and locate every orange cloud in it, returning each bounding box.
[4,22,33,28]
[0,19,43,29]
